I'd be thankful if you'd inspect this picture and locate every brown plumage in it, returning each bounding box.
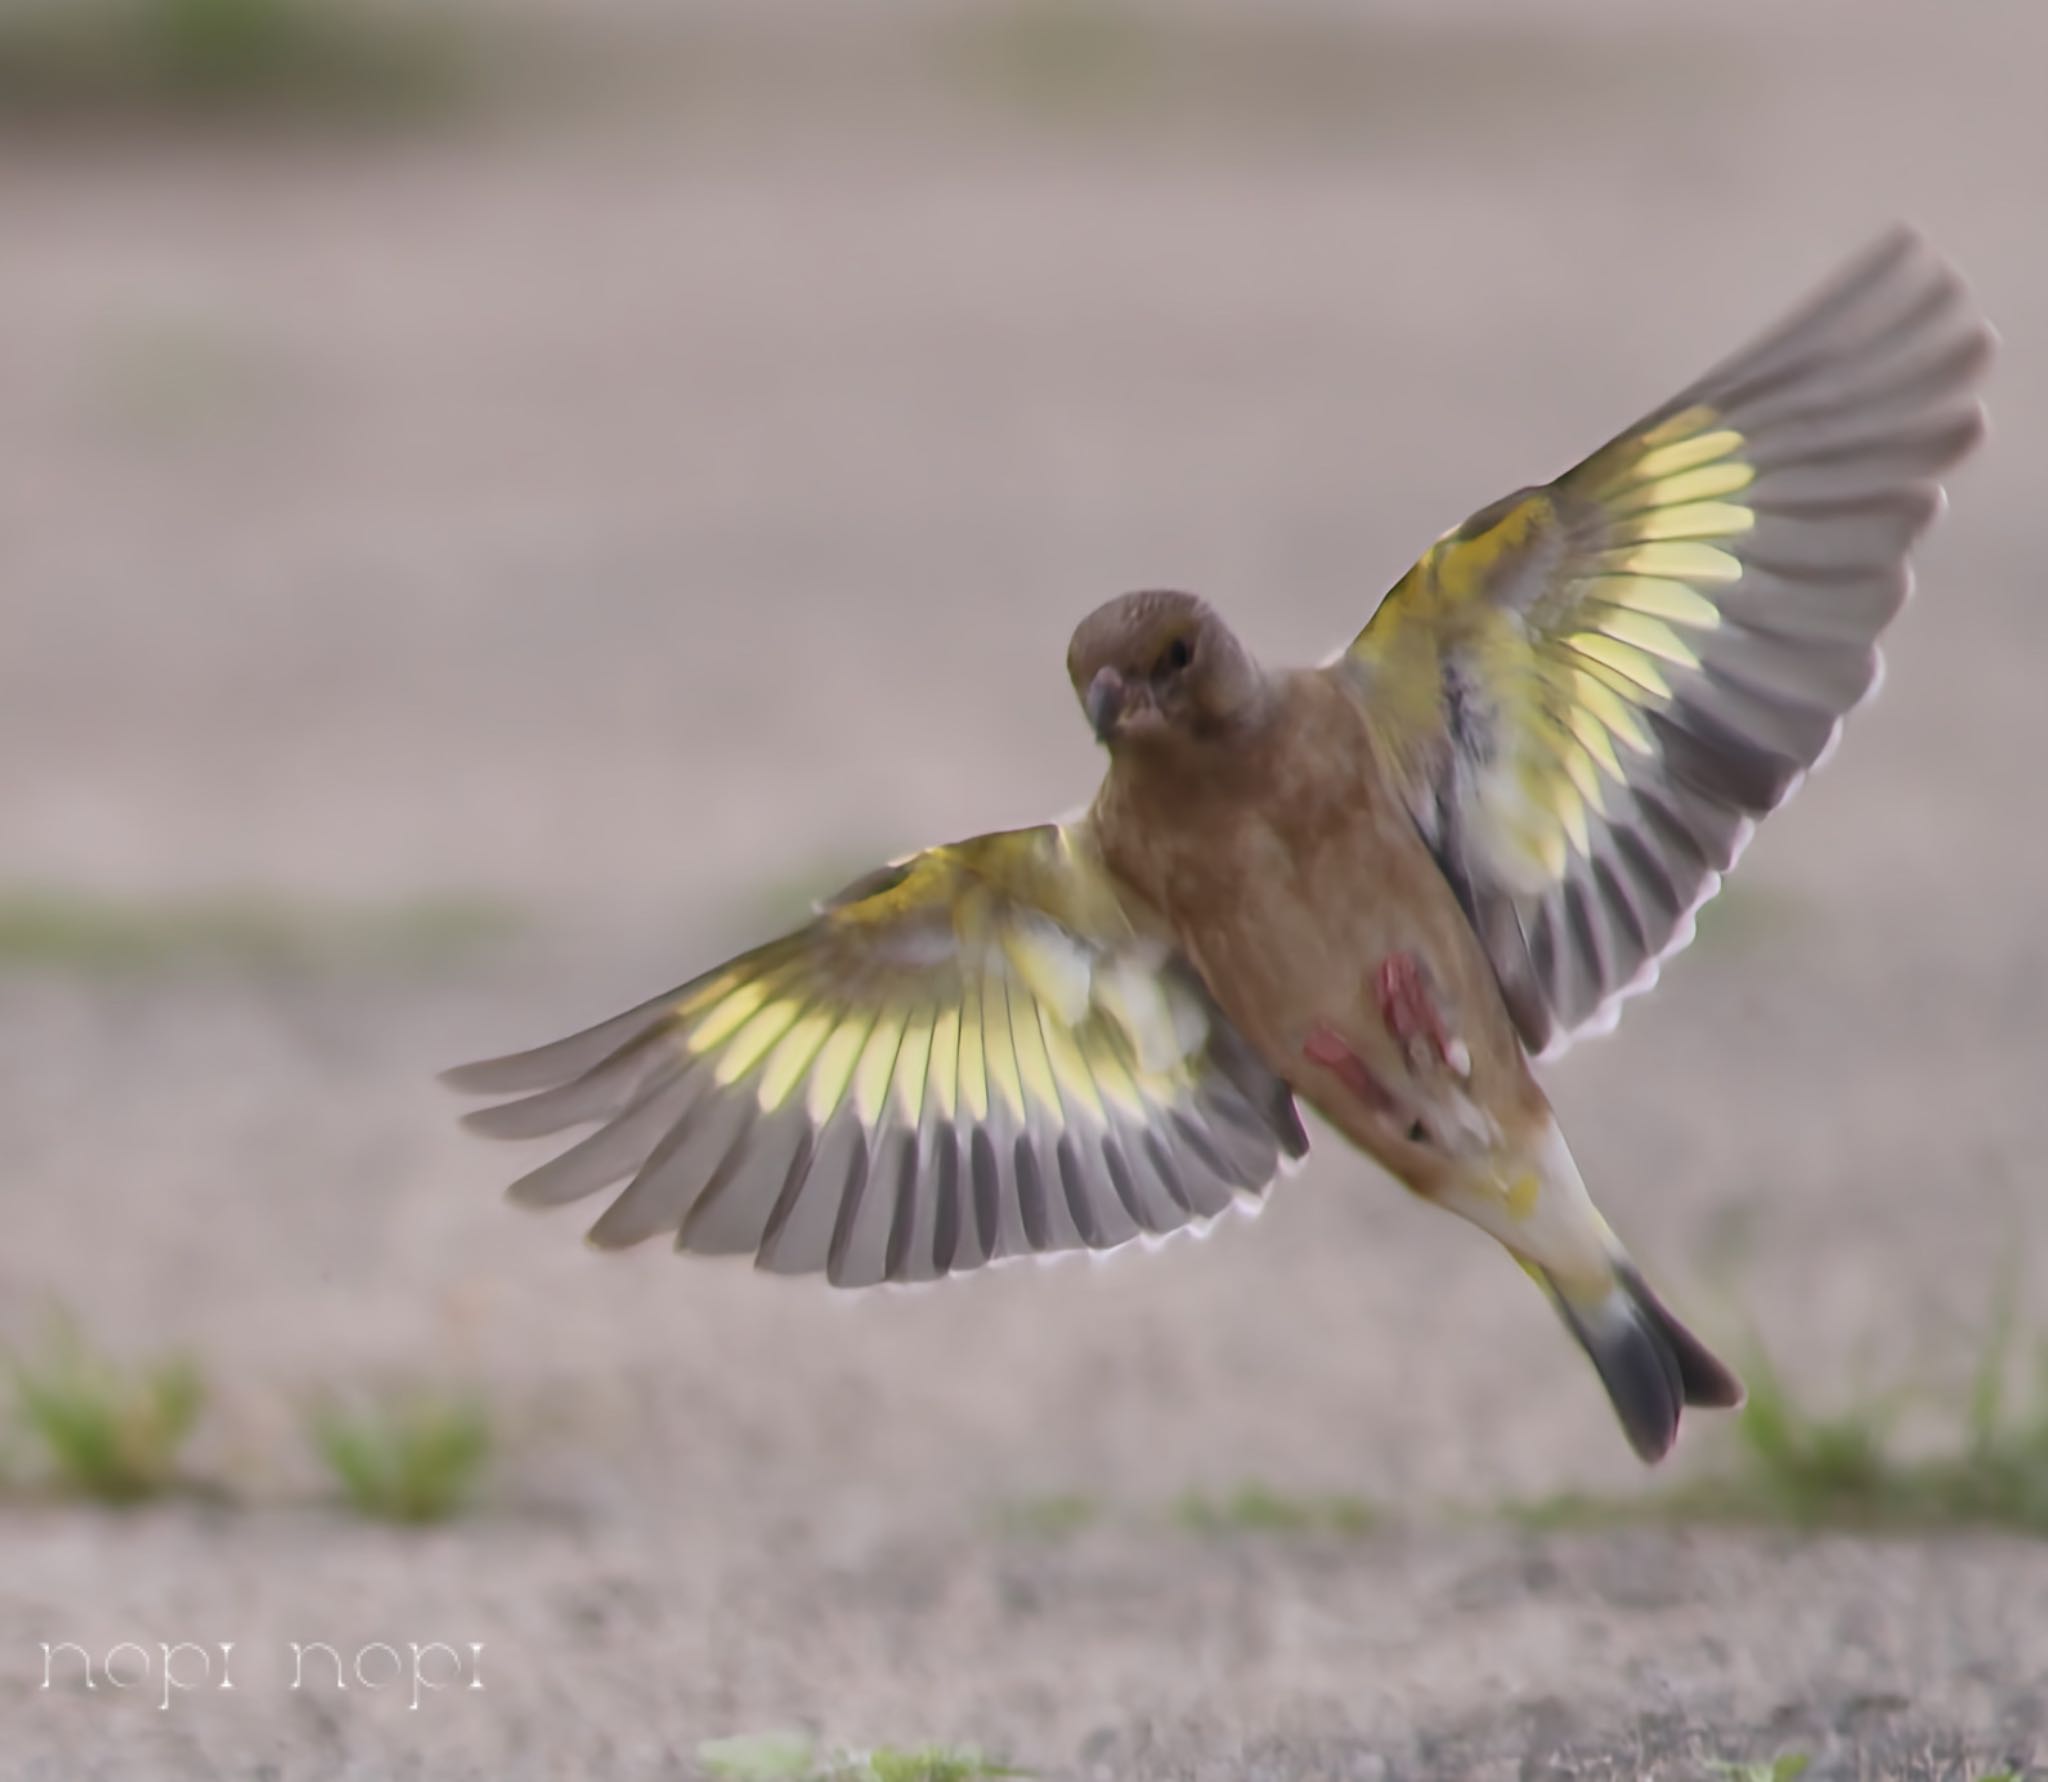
[448,228,1988,1464]
[1071,590,1742,1457]
[1076,594,1539,1200]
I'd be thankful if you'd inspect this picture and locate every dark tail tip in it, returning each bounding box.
[1620,1262,1745,1412]
[1551,1263,1744,1465]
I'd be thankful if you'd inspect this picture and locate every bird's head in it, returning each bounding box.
[1066,590,1267,753]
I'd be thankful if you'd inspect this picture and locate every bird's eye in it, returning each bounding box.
[1156,636,1194,675]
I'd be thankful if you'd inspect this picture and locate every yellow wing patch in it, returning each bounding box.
[446,824,1307,1285]
[1340,228,1988,1055]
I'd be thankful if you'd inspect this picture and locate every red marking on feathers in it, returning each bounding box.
[1303,1022,1394,1110]
[1376,951,1466,1076]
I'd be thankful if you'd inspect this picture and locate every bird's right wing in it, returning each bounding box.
[445,823,1307,1285]
[1337,228,1990,1057]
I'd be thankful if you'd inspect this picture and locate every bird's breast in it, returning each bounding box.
[1096,702,1539,1177]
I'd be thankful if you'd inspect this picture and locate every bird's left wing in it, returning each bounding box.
[445,823,1306,1285]
[1336,228,1990,1057]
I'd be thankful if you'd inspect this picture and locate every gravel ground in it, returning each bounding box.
[4,4,2047,1775]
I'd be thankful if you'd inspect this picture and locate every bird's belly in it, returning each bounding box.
[1152,818,1529,1182]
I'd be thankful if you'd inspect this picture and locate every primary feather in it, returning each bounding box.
[446,824,1306,1286]
[1339,226,1990,1055]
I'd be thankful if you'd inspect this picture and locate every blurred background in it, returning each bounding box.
[3,2,2045,1777]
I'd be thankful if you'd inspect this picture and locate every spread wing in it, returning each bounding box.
[1338,227,1990,1057]
[444,823,1307,1285]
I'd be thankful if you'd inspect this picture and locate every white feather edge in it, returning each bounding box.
[612,1181,1282,1301]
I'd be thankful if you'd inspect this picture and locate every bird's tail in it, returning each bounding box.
[1538,1259,1744,1464]
[1435,1116,1743,1463]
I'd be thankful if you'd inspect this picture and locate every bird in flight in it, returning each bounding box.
[447,228,1989,1463]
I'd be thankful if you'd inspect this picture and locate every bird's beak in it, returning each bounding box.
[1085,667,1127,743]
